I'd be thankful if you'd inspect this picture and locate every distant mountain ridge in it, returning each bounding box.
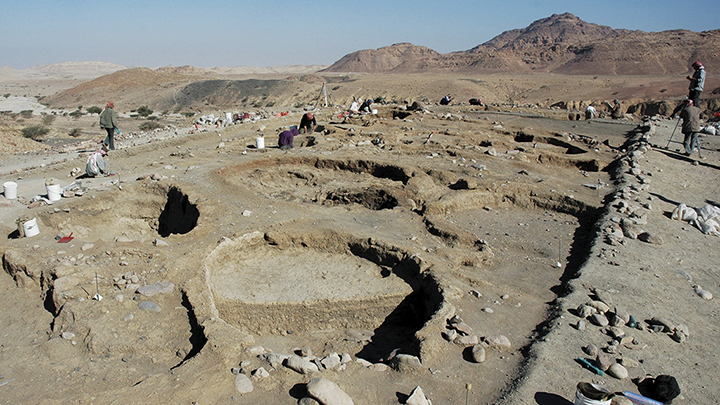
[323,13,720,75]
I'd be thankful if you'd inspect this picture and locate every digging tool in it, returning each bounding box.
[665,117,681,149]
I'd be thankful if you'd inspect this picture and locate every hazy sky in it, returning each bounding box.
[2,0,718,69]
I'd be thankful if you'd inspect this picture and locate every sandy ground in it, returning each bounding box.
[1,73,719,405]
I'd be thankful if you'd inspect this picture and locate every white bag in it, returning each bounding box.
[672,203,697,222]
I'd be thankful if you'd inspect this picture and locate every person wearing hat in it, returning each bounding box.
[359,98,373,113]
[676,99,702,158]
[687,61,706,108]
[85,149,109,177]
[278,126,300,150]
[299,112,316,134]
[99,101,119,150]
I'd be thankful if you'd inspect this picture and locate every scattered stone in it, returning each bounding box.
[638,232,663,245]
[583,344,599,357]
[608,363,629,379]
[620,357,639,368]
[393,354,422,369]
[614,307,631,325]
[306,378,354,405]
[241,210,252,216]
[124,314,134,322]
[587,300,610,314]
[471,345,486,363]
[406,386,431,405]
[483,307,494,314]
[285,355,319,374]
[577,304,597,318]
[483,335,512,350]
[138,301,161,312]
[485,148,497,156]
[453,322,473,335]
[612,396,633,405]
[115,236,134,243]
[694,285,713,300]
[596,353,613,371]
[442,329,458,341]
[576,320,586,331]
[454,335,479,346]
[607,327,626,339]
[251,367,269,379]
[300,346,313,357]
[649,317,675,333]
[234,373,253,394]
[260,353,288,369]
[81,243,94,251]
[470,290,482,298]
[62,332,75,340]
[247,345,267,356]
[589,313,609,327]
[114,294,124,302]
[153,239,169,247]
[299,397,321,405]
[136,281,174,297]
[321,353,341,370]
[340,353,352,364]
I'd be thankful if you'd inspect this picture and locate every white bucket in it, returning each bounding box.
[371,109,378,115]
[256,136,265,149]
[23,218,40,237]
[46,184,62,202]
[574,390,611,405]
[3,181,18,199]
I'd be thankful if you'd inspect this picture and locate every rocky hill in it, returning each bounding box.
[323,13,720,75]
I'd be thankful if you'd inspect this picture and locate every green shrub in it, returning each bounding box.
[42,114,55,125]
[22,125,50,140]
[139,121,163,131]
[69,110,84,119]
[137,105,153,117]
[182,112,195,118]
[3,93,9,98]
[69,128,82,137]
[19,110,33,119]
[86,106,102,114]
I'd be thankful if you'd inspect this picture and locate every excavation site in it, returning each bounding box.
[2,101,719,405]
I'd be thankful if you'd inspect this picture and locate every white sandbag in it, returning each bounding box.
[697,204,720,221]
[701,126,716,136]
[672,203,697,222]
[694,217,720,236]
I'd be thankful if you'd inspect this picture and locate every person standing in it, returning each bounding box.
[687,61,706,108]
[678,99,702,158]
[299,112,316,134]
[99,102,119,150]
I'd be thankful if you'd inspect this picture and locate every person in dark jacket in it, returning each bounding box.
[677,99,702,158]
[99,102,119,150]
[299,113,316,134]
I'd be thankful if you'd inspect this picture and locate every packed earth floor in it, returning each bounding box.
[1,104,719,404]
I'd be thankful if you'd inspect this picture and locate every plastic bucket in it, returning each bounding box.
[256,136,265,149]
[3,181,18,199]
[46,184,62,202]
[575,390,611,405]
[23,218,40,237]
[371,109,378,115]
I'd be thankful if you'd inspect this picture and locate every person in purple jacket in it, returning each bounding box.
[278,126,300,150]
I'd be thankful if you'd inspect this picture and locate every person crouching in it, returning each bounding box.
[278,127,300,150]
[86,149,109,177]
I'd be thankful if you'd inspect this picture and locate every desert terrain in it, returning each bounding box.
[2,11,720,403]
[1,63,719,405]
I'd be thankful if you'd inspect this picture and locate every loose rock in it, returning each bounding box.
[285,355,319,374]
[138,301,161,312]
[608,363,628,379]
[406,386,431,405]
[234,373,253,393]
[471,345,486,363]
[306,378,354,405]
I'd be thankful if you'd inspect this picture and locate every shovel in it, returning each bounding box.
[58,232,74,243]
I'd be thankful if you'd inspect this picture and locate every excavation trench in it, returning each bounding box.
[205,231,443,362]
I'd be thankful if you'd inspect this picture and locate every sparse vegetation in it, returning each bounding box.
[69,110,84,119]
[182,112,195,118]
[19,110,33,119]
[139,121,163,131]
[69,128,83,137]
[21,125,50,140]
[3,93,9,98]
[87,106,102,114]
[42,114,55,125]
[137,105,153,117]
